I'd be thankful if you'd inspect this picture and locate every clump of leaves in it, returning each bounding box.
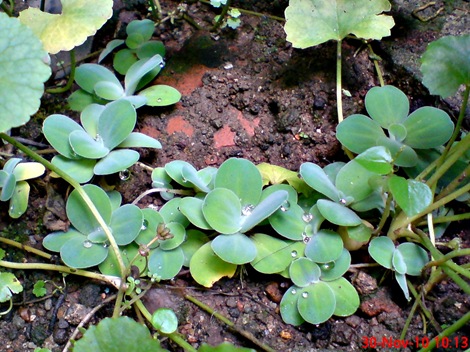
[68,55,181,111]
[369,237,428,300]
[0,158,45,218]
[283,0,395,122]
[42,99,161,183]
[336,85,454,167]
[99,19,166,75]
[214,8,241,29]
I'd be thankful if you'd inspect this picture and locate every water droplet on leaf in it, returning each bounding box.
[291,289,297,294]
[302,213,313,223]
[291,250,298,258]
[339,198,347,205]
[241,204,255,216]
[302,232,310,244]
[320,262,335,271]
[280,200,291,212]
[302,292,308,298]
[157,98,162,103]
[159,60,166,68]
[141,219,149,230]
[83,240,92,248]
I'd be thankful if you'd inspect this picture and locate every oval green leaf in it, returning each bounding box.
[365,85,409,128]
[325,277,360,317]
[211,233,257,265]
[110,204,143,245]
[368,236,395,269]
[159,222,186,250]
[93,149,140,175]
[305,229,343,263]
[316,199,362,226]
[388,176,433,217]
[289,258,321,287]
[396,242,428,276]
[151,308,178,334]
[202,188,242,234]
[280,286,305,326]
[148,247,184,280]
[60,236,108,269]
[138,85,181,106]
[297,282,336,324]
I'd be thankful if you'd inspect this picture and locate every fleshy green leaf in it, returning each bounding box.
[395,272,410,301]
[297,282,336,324]
[0,13,51,133]
[60,236,108,269]
[8,181,30,218]
[388,176,433,217]
[118,132,162,149]
[159,222,186,250]
[305,229,344,263]
[319,248,351,281]
[257,163,306,192]
[43,114,84,159]
[51,155,95,183]
[98,100,137,150]
[300,162,340,201]
[93,149,140,175]
[211,233,257,264]
[18,0,113,54]
[395,243,428,276]
[151,308,178,334]
[316,199,362,226]
[125,55,163,96]
[75,64,122,95]
[289,258,321,287]
[325,277,359,316]
[138,85,181,106]
[280,286,305,326]
[110,204,143,246]
[73,317,165,352]
[368,236,395,269]
[179,197,212,230]
[189,242,237,287]
[269,202,308,240]
[239,190,288,232]
[251,234,305,274]
[215,158,263,206]
[43,228,84,252]
[12,162,45,181]
[98,39,125,63]
[284,0,394,49]
[148,247,184,280]
[69,130,110,159]
[202,189,242,234]
[402,107,454,149]
[66,184,112,235]
[365,85,409,128]
[421,34,470,98]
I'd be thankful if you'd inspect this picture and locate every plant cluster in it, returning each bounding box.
[0,0,469,351]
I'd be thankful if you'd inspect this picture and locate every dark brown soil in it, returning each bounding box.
[0,0,469,351]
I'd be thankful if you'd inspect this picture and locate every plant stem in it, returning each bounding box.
[134,299,198,352]
[416,212,470,225]
[148,0,162,20]
[0,260,121,288]
[132,188,193,205]
[0,236,52,260]
[434,164,470,201]
[367,43,385,87]
[418,310,470,352]
[0,2,13,16]
[46,50,76,94]
[184,294,277,352]
[336,40,344,123]
[425,248,470,269]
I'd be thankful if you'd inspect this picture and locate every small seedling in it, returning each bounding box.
[99,19,166,75]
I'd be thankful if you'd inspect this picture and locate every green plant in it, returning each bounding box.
[283,0,395,122]
[68,56,181,111]
[214,8,241,29]
[99,19,166,75]
[42,99,161,183]
[0,158,45,218]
